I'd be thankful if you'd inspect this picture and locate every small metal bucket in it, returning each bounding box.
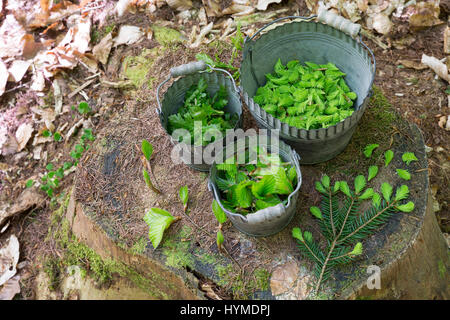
[208,134,302,237]
[157,61,243,172]
[240,8,376,164]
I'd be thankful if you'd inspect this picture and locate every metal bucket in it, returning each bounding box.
[240,9,376,164]
[208,135,302,237]
[157,61,243,171]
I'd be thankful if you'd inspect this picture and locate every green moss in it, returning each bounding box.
[122,48,160,88]
[254,268,270,291]
[216,263,271,299]
[130,237,148,255]
[161,226,194,269]
[438,260,446,279]
[153,25,182,46]
[44,192,172,299]
[318,85,399,175]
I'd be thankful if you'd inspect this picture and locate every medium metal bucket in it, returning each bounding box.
[157,61,243,171]
[208,135,302,237]
[240,9,376,164]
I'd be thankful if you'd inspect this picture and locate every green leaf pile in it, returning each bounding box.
[214,148,297,215]
[253,59,357,130]
[168,78,238,146]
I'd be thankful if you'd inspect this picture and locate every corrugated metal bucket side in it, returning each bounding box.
[157,62,243,172]
[208,135,302,237]
[240,10,376,164]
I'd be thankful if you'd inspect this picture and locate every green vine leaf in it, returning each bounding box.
[251,175,276,199]
[321,175,330,189]
[315,181,326,194]
[350,242,363,256]
[143,208,177,249]
[396,169,411,181]
[394,185,410,202]
[384,150,394,167]
[396,201,415,213]
[333,181,340,193]
[179,186,189,211]
[402,152,418,165]
[381,182,393,203]
[363,144,379,158]
[292,227,303,241]
[372,192,381,208]
[310,206,323,220]
[359,188,374,200]
[339,181,351,197]
[354,175,366,194]
[368,166,378,182]
[141,139,153,161]
[212,200,227,224]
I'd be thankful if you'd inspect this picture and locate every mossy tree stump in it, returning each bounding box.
[65,77,449,299]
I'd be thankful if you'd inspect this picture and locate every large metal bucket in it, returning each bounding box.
[157,61,243,171]
[208,134,302,237]
[240,9,376,164]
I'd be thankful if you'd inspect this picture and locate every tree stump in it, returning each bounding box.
[66,92,449,300]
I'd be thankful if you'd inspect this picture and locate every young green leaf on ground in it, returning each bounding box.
[179,186,189,212]
[368,165,378,181]
[402,152,418,165]
[143,208,180,249]
[396,168,411,180]
[384,150,394,167]
[363,143,379,158]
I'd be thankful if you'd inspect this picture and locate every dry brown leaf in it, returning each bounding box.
[421,54,449,82]
[0,275,20,300]
[202,0,221,17]
[93,32,113,65]
[0,59,7,96]
[370,13,392,35]
[0,189,45,227]
[7,60,31,83]
[15,122,33,151]
[200,283,222,300]
[113,25,144,47]
[445,26,450,55]
[0,234,19,286]
[397,59,427,70]
[409,0,443,29]
[0,14,27,59]
[257,0,281,11]
[167,0,193,11]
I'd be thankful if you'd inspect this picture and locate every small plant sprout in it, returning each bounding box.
[402,152,418,165]
[384,150,394,167]
[143,208,180,249]
[179,186,189,212]
[78,101,91,115]
[363,144,379,158]
[368,166,378,182]
[396,169,411,181]
[26,179,34,188]
[53,132,62,142]
[140,139,161,194]
[212,200,228,252]
[216,230,225,251]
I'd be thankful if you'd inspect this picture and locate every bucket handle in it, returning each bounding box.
[245,8,360,43]
[156,60,239,116]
